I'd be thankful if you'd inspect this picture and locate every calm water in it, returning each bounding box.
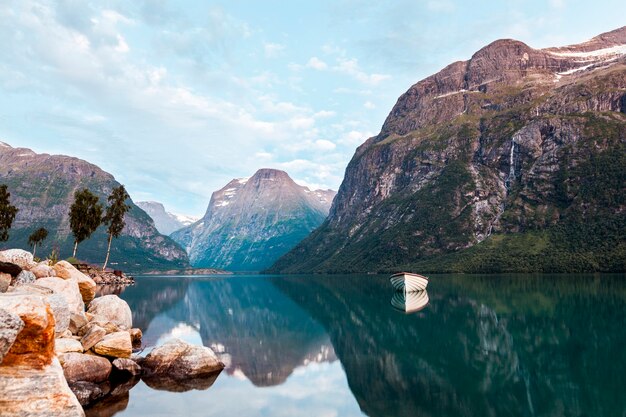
[94,274,626,417]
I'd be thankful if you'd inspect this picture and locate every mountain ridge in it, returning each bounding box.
[0,142,190,271]
[269,26,626,274]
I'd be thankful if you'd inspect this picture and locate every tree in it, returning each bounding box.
[28,227,48,257]
[0,184,18,242]
[69,188,103,258]
[102,185,131,270]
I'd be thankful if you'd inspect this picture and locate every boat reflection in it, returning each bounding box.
[390,290,429,313]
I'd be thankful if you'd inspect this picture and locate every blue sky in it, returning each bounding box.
[0,0,623,216]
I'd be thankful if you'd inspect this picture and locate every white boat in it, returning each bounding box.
[390,272,429,292]
[391,290,429,313]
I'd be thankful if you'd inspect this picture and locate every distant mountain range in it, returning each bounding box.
[269,26,626,274]
[0,142,189,271]
[136,201,199,235]
[171,169,336,271]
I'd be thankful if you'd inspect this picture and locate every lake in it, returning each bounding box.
[94,273,626,417]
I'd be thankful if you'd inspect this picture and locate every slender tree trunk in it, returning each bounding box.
[103,234,113,271]
[72,240,78,258]
[32,243,37,258]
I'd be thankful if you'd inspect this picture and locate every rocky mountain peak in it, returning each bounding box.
[172,169,336,271]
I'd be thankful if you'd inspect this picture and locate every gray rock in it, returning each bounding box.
[140,338,224,381]
[87,295,132,330]
[13,270,36,286]
[0,308,24,364]
[48,293,70,336]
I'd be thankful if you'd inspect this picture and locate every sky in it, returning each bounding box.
[0,0,624,216]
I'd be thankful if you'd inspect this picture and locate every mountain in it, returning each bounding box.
[136,201,199,235]
[171,168,336,271]
[269,27,626,274]
[0,142,189,271]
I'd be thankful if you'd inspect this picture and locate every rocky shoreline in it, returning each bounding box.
[0,249,225,417]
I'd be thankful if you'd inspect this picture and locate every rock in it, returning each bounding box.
[111,358,141,376]
[55,338,84,355]
[87,295,132,330]
[140,339,224,382]
[36,277,86,324]
[68,381,105,406]
[129,328,142,346]
[13,270,36,286]
[92,331,132,358]
[0,272,10,292]
[70,312,88,335]
[80,324,106,351]
[30,264,56,279]
[0,249,35,270]
[53,261,97,303]
[6,284,70,336]
[59,352,112,383]
[0,357,85,417]
[0,293,55,368]
[92,320,121,335]
[0,260,22,277]
[48,293,71,336]
[0,308,24,364]
[60,329,73,338]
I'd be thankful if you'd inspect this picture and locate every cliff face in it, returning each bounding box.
[171,169,336,271]
[270,27,626,273]
[136,201,197,236]
[0,143,189,271]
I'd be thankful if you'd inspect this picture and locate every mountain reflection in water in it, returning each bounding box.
[114,273,626,417]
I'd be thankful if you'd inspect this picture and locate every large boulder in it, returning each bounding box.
[7,284,71,336]
[0,249,35,270]
[59,352,112,383]
[0,357,85,417]
[0,308,24,364]
[87,295,132,330]
[0,293,55,368]
[93,331,132,359]
[35,277,86,324]
[53,261,96,303]
[139,339,224,383]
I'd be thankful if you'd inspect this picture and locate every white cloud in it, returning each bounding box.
[314,139,336,151]
[306,57,328,70]
[264,42,286,58]
[363,101,376,109]
[334,58,391,85]
[549,0,566,9]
